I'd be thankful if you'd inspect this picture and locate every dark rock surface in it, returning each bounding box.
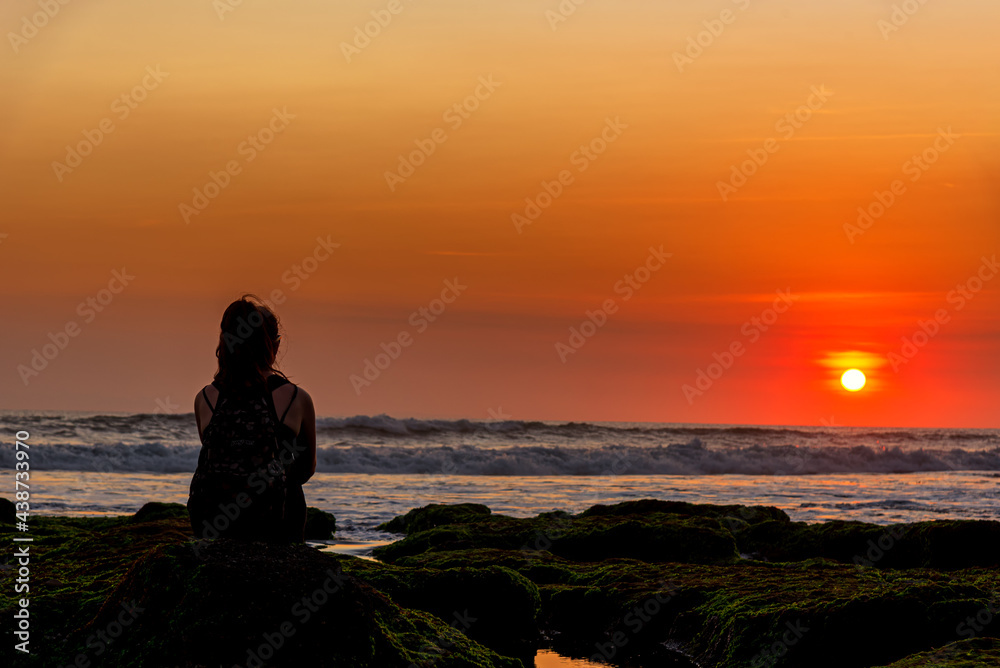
[5,499,999,667]
[304,507,337,540]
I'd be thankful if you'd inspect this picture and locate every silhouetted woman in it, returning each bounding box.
[188,296,317,542]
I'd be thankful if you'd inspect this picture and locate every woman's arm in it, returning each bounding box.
[194,391,206,441]
[194,385,218,442]
[296,389,317,483]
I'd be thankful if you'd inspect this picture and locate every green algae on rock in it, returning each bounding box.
[129,501,189,524]
[740,518,1000,569]
[6,499,1000,668]
[0,507,520,668]
[374,501,1000,668]
[378,503,493,535]
[373,506,739,565]
[305,507,338,540]
[339,557,541,658]
[73,539,524,667]
[870,638,1000,667]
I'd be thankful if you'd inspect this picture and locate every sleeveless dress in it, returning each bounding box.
[188,375,307,542]
[266,375,308,542]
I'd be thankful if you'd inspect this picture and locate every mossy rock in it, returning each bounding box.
[59,539,524,668]
[378,503,492,534]
[373,511,738,565]
[394,548,582,586]
[581,499,790,525]
[130,501,189,524]
[871,638,1000,667]
[343,558,541,657]
[0,496,16,524]
[9,501,1000,668]
[385,545,1000,668]
[305,507,337,540]
[740,519,1000,569]
[1,513,195,667]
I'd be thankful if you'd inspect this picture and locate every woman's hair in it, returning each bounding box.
[213,295,286,389]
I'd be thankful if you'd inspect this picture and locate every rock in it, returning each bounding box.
[371,501,1000,667]
[374,504,738,565]
[870,638,1000,667]
[379,503,492,534]
[740,518,1000,569]
[398,548,1000,668]
[581,499,790,525]
[131,502,339,541]
[0,496,15,524]
[70,539,524,668]
[10,499,1000,668]
[304,507,337,540]
[344,558,541,658]
[129,501,188,523]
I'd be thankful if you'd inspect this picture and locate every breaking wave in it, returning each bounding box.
[4,439,999,476]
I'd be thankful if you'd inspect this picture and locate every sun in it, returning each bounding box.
[841,369,866,392]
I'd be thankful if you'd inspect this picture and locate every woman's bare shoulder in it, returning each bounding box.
[194,384,219,405]
[294,385,314,408]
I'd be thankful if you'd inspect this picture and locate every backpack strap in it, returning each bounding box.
[261,380,282,428]
[202,386,216,414]
[279,386,299,424]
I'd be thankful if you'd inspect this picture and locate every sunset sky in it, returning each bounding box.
[1,0,997,427]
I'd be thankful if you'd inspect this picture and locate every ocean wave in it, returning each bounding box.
[4,440,999,476]
[2,412,996,449]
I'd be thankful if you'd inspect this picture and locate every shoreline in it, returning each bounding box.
[18,470,1000,536]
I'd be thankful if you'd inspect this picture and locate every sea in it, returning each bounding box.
[4,411,999,550]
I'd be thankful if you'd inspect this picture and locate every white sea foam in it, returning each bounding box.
[1,412,996,475]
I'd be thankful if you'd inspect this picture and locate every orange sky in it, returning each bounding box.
[1,0,998,426]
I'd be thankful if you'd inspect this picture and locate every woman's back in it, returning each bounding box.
[188,378,289,541]
[187,296,318,544]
